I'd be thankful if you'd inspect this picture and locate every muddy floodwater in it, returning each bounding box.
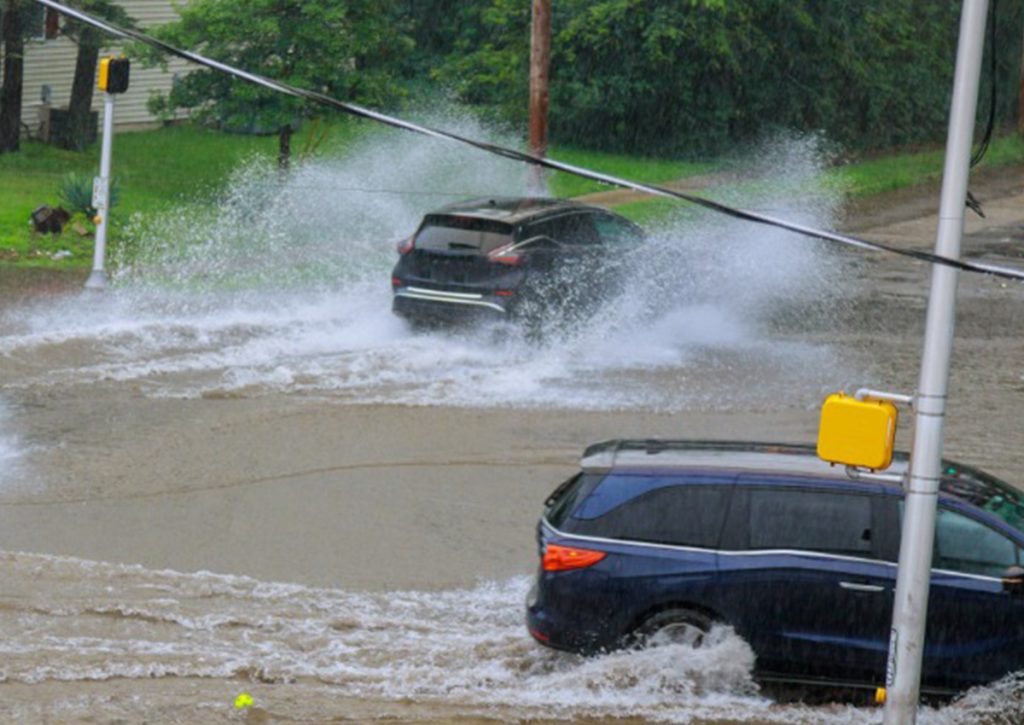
[0,148,1023,723]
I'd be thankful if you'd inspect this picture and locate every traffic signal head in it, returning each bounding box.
[98,56,130,94]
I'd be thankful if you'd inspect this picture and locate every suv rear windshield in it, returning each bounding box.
[414,215,514,253]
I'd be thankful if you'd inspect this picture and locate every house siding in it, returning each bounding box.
[12,1,190,136]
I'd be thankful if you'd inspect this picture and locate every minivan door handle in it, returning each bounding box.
[839,581,885,593]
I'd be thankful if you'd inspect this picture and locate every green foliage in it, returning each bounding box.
[58,172,119,217]
[143,0,413,135]
[428,0,530,125]
[60,0,134,43]
[58,172,96,216]
[425,0,1024,157]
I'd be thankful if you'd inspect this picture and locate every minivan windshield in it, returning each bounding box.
[415,215,514,253]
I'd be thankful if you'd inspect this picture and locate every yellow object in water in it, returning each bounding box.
[817,393,898,470]
[234,692,254,709]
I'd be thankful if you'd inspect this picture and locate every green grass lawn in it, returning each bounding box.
[611,133,1024,227]
[547,145,712,198]
[2,121,1022,267]
[0,120,366,267]
[827,134,1024,197]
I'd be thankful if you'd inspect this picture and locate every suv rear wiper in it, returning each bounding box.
[448,242,480,250]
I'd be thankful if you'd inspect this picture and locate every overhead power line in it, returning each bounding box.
[31,0,1024,284]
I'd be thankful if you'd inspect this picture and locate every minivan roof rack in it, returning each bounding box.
[578,439,1019,501]
[580,439,823,473]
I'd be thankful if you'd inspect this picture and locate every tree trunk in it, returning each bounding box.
[278,123,292,171]
[1019,20,1024,135]
[0,0,25,153]
[61,27,101,151]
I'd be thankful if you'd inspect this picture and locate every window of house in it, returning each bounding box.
[18,5,59,41]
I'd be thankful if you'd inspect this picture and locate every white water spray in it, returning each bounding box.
[1,119,851,409]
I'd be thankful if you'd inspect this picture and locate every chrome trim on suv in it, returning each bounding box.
[395,287,507,313]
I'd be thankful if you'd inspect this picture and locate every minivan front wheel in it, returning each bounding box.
[631,608,711,650]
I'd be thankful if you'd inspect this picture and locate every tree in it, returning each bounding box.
[58,1,135,151]
[0,0,27,152]
[430,0,1023,157]
[148,0,411,169]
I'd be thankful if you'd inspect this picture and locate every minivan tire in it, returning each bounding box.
[631,608,712,650]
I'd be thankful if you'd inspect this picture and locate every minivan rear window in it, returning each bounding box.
[415,215,514,253]
[552,473,735,549]
[545,474,602,530]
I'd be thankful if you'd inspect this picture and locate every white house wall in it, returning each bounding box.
[16,1,190,135]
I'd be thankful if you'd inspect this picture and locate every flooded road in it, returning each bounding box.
[0,136,1023,722]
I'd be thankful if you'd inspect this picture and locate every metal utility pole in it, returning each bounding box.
[883,1,989,722]
[85,90,115,290]
[528,0,551,196]
[86,56,129,290]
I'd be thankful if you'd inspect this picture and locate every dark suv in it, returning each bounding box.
[390,197,643,326]
[527,440,1024,696]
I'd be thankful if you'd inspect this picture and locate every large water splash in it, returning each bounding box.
[0,400,24,486]
[0,119,852,409]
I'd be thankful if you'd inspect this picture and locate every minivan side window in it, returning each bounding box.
[563,480,732,548]
[934,507,1020,578]
[749,489,873,557]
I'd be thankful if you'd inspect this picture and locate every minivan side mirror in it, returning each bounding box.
[1002,565,1024,594]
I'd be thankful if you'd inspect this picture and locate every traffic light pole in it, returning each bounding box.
[85,90,115,290]
[883,1,989,721]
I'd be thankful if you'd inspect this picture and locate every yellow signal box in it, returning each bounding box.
[98,56,130,94]
[817,392,898,470]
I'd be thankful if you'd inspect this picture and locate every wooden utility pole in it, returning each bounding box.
[528,0,551,195]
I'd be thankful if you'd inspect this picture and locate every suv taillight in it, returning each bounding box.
[488,244,524,266]
[542,544,607,572]
[397,236,414,255]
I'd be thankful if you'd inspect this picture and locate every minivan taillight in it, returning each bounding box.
[488,244,524,266]
[542,544,607,572]
[397,236,414,255]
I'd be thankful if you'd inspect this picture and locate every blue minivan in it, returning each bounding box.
[527,440,1024,696]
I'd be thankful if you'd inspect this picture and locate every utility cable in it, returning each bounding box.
[32,0,1024,284]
